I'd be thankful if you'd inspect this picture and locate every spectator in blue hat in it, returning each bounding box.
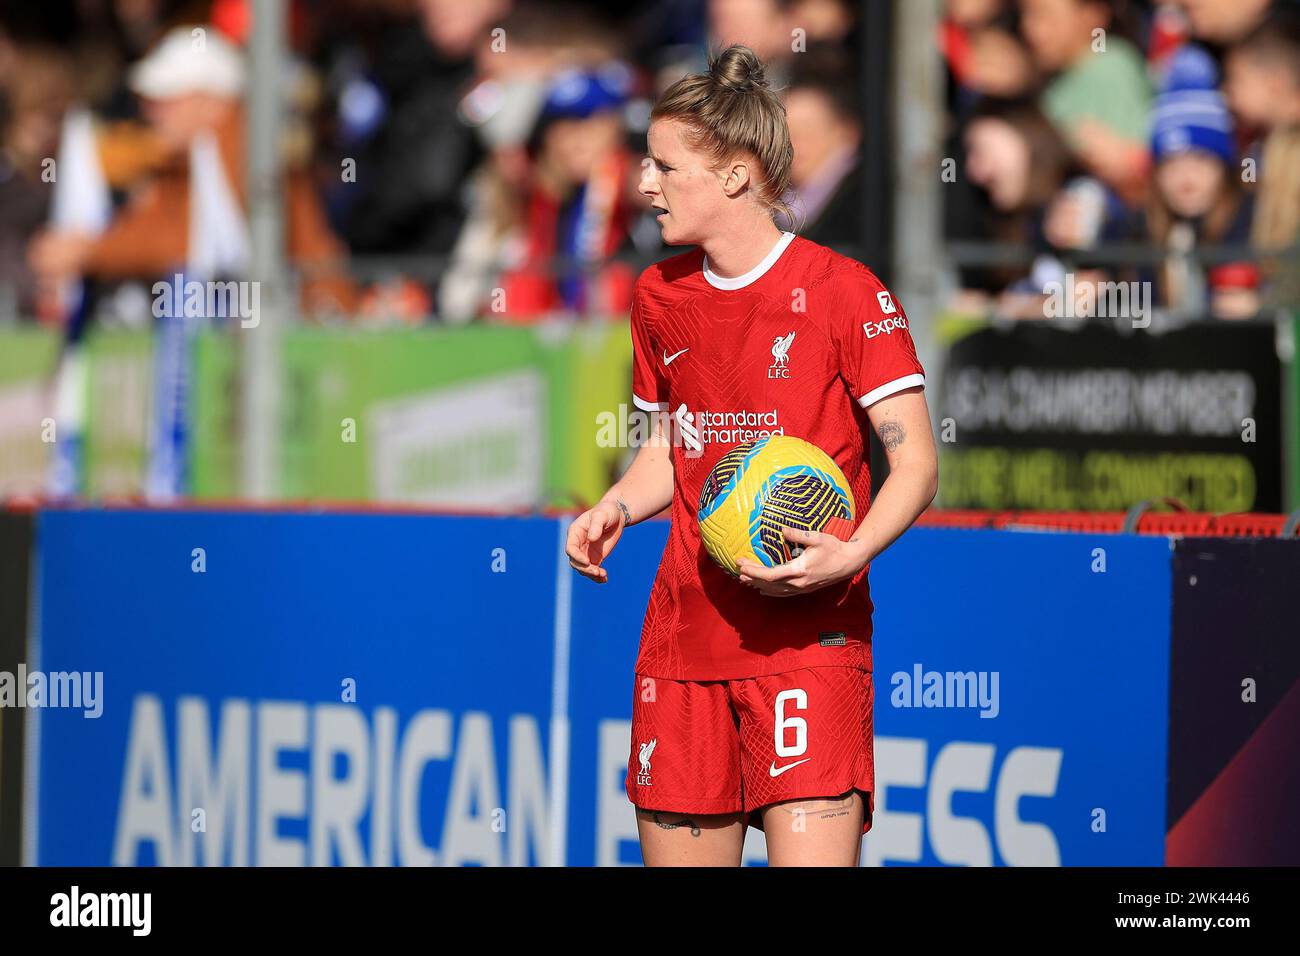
[1145,46,1257,319]
[488,63,643,321]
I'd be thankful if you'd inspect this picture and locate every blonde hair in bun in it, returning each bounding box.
[652,45,793,221]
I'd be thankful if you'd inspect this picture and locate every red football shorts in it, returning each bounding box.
[625,665,875,833]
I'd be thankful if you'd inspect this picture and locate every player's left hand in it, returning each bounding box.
[735,526,868,597]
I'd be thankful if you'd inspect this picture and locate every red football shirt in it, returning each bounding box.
[629,232,925,681]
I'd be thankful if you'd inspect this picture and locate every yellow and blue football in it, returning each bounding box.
[697,435,856,577]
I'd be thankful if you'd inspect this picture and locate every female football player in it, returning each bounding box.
[565,45,937,867]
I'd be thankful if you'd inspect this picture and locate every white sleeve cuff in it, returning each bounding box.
[633,393,670,413]
[856,373,925,408]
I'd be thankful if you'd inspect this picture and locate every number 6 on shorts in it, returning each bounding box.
[774,688,808,758]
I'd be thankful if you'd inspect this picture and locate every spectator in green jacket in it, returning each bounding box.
[1019,0,1152,204]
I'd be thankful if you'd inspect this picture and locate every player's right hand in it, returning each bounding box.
[565,502,626,583]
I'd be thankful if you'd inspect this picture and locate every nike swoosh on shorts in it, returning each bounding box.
[769,758,812,777]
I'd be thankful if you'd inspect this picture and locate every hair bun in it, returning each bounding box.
[710,45,767,93]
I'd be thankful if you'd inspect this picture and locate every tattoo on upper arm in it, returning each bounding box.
[878,421,906,453]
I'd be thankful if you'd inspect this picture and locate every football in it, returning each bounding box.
[697,434,857,578]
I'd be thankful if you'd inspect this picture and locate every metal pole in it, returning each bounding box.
[890,0,945,384]
[1280,310,1298,511]
[861,0,893,499]
[242,0,287,499]
[859,0,892,278]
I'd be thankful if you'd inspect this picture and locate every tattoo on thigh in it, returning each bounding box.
[778,795,856,822]
[877,421,906,452]
[639,809,702,837]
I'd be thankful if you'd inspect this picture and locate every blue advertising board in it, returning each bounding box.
[32,510,560,866]
[865,528,1170,866]
[29,511,1170,866]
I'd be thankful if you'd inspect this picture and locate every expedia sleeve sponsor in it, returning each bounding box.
[833,265,926,408]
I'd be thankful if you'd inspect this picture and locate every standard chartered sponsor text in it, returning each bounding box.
[695,408,783,446]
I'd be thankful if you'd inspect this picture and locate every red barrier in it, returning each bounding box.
[917,509,1293,538]
[3,496,1295,538]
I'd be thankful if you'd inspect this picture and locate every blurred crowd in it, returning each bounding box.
[0,0,1297,330]
[0,0,861,328]
[944,0,1300,321]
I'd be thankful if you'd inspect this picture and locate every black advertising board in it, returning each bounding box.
[937,322,1283,512]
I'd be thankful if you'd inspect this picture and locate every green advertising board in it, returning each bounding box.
[0,328,60,496]
[0,327,151,498]
[188,321,634,508]
[82,330,152,499]
[16,313,1293,512]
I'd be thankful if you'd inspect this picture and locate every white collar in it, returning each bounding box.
[702,231,796,290]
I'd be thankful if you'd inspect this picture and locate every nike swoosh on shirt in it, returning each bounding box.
[769,758,812,778]
[662,347,689,365]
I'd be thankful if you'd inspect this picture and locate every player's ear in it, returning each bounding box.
[721,158,749,197]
